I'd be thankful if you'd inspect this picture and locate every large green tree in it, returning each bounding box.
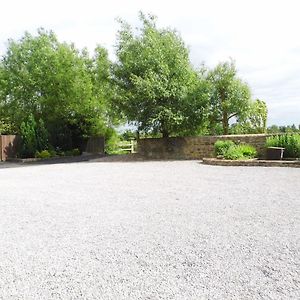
[0,29,111,149]
[207,60,251,135]
[231,99,268,134]
[113,13,209,137]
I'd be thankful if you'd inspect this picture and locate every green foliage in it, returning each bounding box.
[120,129,137,141]
[64,148,81,156]
[0,119,14,134]
[215,139,257,160]
[267,124,300,134]
[214,140,235,156]
[48,149,57,157]
[207,59,251,135]
[232,99,268,134]
[36,119,49,151]
[72,148,81,156]
[19,114,49,158]
[237,144,257,158]
[104,128,122,154]
[35,150,51,159]
[223,144,257,160]
[266,134,300,158]
[223,145,245,160]
[20,114,37,158]
[113,12,209,137]
[0,29,112,150]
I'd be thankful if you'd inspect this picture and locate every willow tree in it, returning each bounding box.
[207,60,251,135]
[113,13,209,137]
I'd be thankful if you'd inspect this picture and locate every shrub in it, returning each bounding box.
[20,115,37,158]
[36,119,49,151]
[223,145,245,160]
[49,149,57,157]
[36,150,51,159]
[215,140,257,160]
[214,140,235,156]
[72,148,81,156]
[64,150,73,156]
[19,114,49,158]
[63,148,81,156]
[266,134,300,158]
[238,144,257,158]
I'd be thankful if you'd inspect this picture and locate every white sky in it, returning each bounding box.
[1,0,299,125]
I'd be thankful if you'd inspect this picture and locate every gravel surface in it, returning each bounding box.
[0,161,299,299]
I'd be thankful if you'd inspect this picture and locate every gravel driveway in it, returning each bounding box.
[0,161,299,299]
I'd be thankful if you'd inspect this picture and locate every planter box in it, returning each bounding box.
[266,147,284,160]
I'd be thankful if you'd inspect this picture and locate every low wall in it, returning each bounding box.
[0,135,21,161]
[137,134,270,160]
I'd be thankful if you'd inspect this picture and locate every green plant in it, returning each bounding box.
[20,114,37,158]
[223,144,257,160]
[113,13,209,137]
[266,134,300,158]
[223,145,245,160]
[35,150,51,159]
[215,139,257,160]
[49,149,57,157]
[19,114,50,158]
[64,150,73,156]
[238,144,257,158]
[64,148,81,156]
[72,148,81,156]
[214,140,235,156]
[36,119,49,151]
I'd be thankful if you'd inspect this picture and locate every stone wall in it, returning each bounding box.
[0,135,21,161]
[137,134,270,160]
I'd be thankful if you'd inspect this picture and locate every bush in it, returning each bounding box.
[19,114,49,158]
[36,119,49,151]
[238,144,257,158]
[61,148,81,156]
[214,140,235,156]
[49,149,57,157]
[223,145,245,160]
[215,140,257,160]
[72,148,81,156]
[20,115,37,158]
[266,134,300,158]
[64,148,81,156]
[64,150,73,156]
[104,128,123,154]
[36,150,51,159]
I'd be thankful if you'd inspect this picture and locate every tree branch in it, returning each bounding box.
[228,112,238,120]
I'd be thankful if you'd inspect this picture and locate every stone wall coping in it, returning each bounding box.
[138,134,274,141]
[202,158,300,168]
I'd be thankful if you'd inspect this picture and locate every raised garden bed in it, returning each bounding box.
[202,158,300,168]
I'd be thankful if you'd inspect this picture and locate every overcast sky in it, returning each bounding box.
[1,0,299,125]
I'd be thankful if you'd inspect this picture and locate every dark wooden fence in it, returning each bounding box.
[0,135,21,161]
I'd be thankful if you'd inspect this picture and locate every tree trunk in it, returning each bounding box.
[222,111,229,135]
[162,129,169,138]
[161,119,169,138]
[221,90,229,135]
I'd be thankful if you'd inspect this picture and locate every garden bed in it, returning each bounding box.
[202,158,300,168]
[6,153,104,164]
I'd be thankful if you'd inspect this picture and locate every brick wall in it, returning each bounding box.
[137,134,270,160]
[0,135,21,161]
